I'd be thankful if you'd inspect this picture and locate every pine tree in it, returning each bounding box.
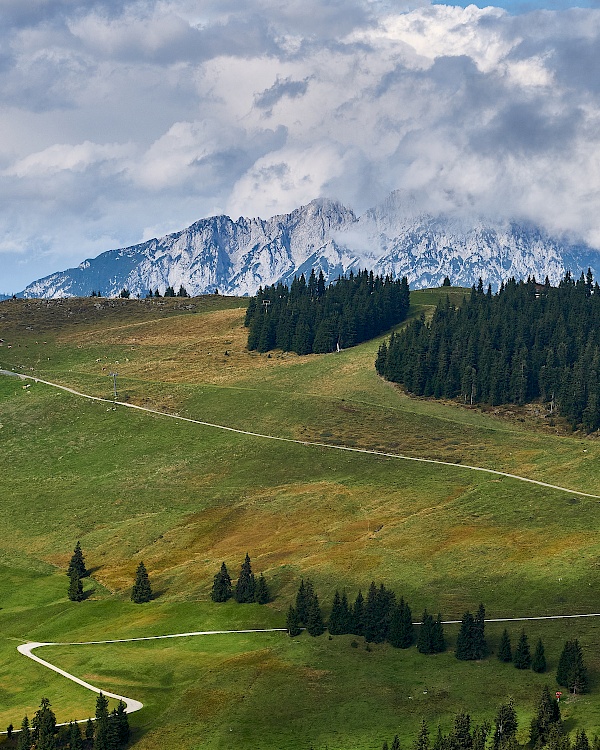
[498,629,512,662]
[306,593,325,637]
[532,638,546,673]
[364,582,379,643]
[392,735,401,750]
[69,721,84,750]
[235,553,256,603]
[388,597,415,649]
[286,605,301,637]
[211,562,232,602]
[513,630,531,669]
[67,541,88,579]
[16,716,31,750]
[530,685,561,747]
[131,561,152,603]
[254,573,270,604]
[68,568,84,602]
[340,591,352,635]
[493,699,518,749]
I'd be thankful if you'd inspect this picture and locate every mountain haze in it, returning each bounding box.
[20,192,600,298]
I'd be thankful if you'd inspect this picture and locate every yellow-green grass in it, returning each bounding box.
[2,291,600,747]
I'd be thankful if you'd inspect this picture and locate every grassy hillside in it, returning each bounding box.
[1,290,600,749]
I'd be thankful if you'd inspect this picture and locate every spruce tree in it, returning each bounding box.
[295,580,311,625]
[364,582,379,643]
[328,590,345,635]
[68,568,84,602]
[391,735,401,750]
[69,721,84,750]
[86,719,95,746]
[574,730,591,750]
[67,541,88,579]
[352,589,365,636]
[473,604,487,659]
[32,698,56,750]
[498,629,512,662]
[131,561,152,603]
[16,716,31,750]
[557,639,588,694]
[306,592,325,637]
[340,591,352,635]
[432,614,446,653]
[456,611,475,660]
[94,693,110,750]
[210,562,232,602]
[530,685,561,747]
[235,553,256,603]
[493,699,518,749]
[514,630,531,669]
[254,573,270,604]
[532,638,547,673]
[286,605,301,637]
[417,610,435,654]
[414,719,430,750]
[115,701,130,747]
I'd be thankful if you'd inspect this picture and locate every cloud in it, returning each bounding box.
[2,0,600,292]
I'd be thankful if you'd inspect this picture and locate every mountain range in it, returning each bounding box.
[19,191,600,298]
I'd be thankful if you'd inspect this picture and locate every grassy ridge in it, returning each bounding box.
[1,291,600,748]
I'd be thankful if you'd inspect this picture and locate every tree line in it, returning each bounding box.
[285,582,588,695]
[378,686,588,750]
[10,694,129,750]
[244,269,410,355]
[376,273,600,431]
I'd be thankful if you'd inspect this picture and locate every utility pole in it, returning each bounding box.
[109,372,118,400]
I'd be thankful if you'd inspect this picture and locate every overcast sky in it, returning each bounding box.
[1,0,600,292]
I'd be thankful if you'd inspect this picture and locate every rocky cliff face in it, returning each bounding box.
[20,192,600,298]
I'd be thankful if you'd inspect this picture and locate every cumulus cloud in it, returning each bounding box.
[2,0,600,291]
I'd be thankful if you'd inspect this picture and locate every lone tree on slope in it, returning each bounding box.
[131,561,152,603]
[67,568,84,602]
[67,541,88,579]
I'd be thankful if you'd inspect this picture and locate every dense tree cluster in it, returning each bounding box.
[287,580,443,651]
[245,269,410,354]
[13,695,129,750]
[211,555,270,605]
[556,640,588,694]
[144,285,189,298]
[376,273,600,431]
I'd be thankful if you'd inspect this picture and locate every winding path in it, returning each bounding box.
[1,370,599,499]
[3,369,600,731]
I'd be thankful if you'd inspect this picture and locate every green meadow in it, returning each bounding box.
[1,291,600,749]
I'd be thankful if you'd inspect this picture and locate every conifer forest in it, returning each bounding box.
[376,273,600,431]
[245,269,410,354]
